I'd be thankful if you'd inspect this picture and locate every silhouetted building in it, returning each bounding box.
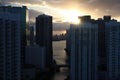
[79,15,91,23]
[0,6,29,66]
[97,16,120,80]
[96,18,107,80]
[52,34,66,41]
[0,12,21,80]
[0,6,29,80]
[25,45,46,69]
[36,14,53,67]
[103,16,111,22]
[66,29,71,53]
[30,26,34,45]
[105,20,120,80]
[22,65,36,80]
[67,15,120,80]
[68,20,98,80]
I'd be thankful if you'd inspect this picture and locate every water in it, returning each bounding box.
[52,40,68,80]
[53,41,66,65]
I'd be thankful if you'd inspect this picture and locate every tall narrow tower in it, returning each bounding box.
[0,6,29,66]
[36,14,53,67]
[0,11,21,80]
[0,6,29,80]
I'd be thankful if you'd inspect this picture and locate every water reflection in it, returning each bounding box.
[53,41,66,64]
[52,41,68,80]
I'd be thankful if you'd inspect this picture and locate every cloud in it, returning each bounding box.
[78,0,120,18]
[1,0,43,5]
[2,0,120,19]
[45,0,120,19]
[29,9,44,22]
[46,0,120,19]
[1,0,120,34]
[53,22,70,31]
[28,9,70,31]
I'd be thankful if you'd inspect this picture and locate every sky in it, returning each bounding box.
[1,0,120,34]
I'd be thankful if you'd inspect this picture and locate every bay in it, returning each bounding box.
[52,40,68,80]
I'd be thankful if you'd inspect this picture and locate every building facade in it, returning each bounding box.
[105,20,120,80]
[0,6,29,66]
[36,14,53,68]
[30,26,34,45]
[67,16,120,80]
[0,12,21,80]
[69,16,98,80]
[25,45,46,69]
[0,6,29,80]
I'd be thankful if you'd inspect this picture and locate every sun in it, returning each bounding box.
[61,10,82,24]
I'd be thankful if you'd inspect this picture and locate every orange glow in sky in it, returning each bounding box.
[9,2,84,23]
[61,10,82,24]
[53,30,66,35]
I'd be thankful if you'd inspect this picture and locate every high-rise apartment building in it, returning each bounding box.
[0,6,29,80]
[105,20,120,80]
[68,16,98,80]
[97,18,107,80]
[36,14,53,67]
[0,12,21,80]
[25,45,46,69]
[67,16,120,80]
[0,6,29,66]
[30,26,34,45]
[97,16,120,80]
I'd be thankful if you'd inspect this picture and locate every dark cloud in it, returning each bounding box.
[79,0,120,18]
[46,0,120,18]
[29,9,44,22]
[53,22,70,31]
[1,0,42,5]
[1,0,120,33]
[28,9,70,31]
[1,0,120,18]
[46,0,80,9]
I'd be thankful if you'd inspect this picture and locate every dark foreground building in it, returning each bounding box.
[36,14,53,68]
[66,16,120,80]
[0,6,28,80]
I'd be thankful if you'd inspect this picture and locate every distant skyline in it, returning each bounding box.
[1,0,120,34]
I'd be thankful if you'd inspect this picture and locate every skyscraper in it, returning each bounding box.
[105,20,120,80]
[97,18,107,80]
[0,6,29,66]
[36,14,53,67]
[0,12,21,80]
[30,26,34,45]
[67,16,120,80]
[0,6,29,80]
[97,16,120,80]
[68,16,98,80]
